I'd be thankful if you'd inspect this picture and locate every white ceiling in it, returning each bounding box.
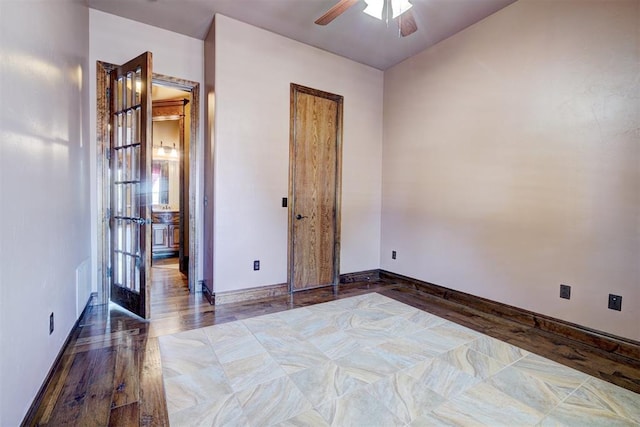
[87,0,516,70]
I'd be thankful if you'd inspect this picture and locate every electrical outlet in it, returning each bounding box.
[49,313,54,335]
[253,260,260,271]
[392,250,397,260]
[559,284,571,300]
[608,294,622,311]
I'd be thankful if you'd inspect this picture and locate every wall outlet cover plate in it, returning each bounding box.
[608,294,622,311]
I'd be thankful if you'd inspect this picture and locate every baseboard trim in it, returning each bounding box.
[214,283,289,305]
[213,269,382,305]
[340,269,380,283]
[21,292,97,426]
[201,280,214,305]
[380,270,640,362]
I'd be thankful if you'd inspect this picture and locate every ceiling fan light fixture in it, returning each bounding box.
[391,0,413,19]
[316,0,418,38]
[363,0,384,20]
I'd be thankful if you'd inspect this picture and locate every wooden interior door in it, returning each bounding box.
[289,84,343,291]
[110,52,152,319]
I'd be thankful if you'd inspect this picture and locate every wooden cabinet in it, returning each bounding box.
[152,211,180,258]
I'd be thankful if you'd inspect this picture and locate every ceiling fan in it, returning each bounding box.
[315,0,418,37]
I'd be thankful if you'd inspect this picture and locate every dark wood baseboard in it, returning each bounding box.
[212,270,384,305]
[201,280,214,305]
[380,270,640,363]
[22,292,97,426]
[340,269,380,284]
[214,283,289,305]
[151,252,178,260]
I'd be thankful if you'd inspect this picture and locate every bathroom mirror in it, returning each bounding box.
[151,118,180,210]
[151,159,179,207]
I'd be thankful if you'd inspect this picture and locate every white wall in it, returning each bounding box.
[89,9,205,290]
[212,15,383,293]
[382,0,639,340]
[0,1,90,424]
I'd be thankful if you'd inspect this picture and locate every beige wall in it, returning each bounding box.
[0,2,90,424]
[211,15,383,293]
[382,0,639,340]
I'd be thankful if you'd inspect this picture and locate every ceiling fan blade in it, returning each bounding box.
[399,9,418,37]
[315,0,359,25]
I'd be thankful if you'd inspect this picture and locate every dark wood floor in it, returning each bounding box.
[26,262,640,426]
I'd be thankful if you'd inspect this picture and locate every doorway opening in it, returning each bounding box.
[96,58,201,317]
[150,87,190,276]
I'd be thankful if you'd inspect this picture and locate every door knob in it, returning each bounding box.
[132,217,150,225]
[296,214,307,220]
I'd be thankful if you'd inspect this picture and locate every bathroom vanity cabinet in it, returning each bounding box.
[151,211,180,258]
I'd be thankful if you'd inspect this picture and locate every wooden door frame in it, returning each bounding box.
[287,83,344,292]
[97,60,201,304]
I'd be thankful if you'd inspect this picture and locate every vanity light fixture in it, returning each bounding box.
[157,141,166,156]
[170,143,178,158]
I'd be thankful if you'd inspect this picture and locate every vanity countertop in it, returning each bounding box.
[151,210,180,224]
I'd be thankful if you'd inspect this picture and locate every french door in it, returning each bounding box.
[109,52,152,318]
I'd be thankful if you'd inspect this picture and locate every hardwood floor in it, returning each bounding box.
[25,263,640,426]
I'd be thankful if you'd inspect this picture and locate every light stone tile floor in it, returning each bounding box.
[158,293,640,426]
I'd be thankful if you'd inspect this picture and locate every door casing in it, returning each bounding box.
[97,60,201,305]
[288,83,344,292]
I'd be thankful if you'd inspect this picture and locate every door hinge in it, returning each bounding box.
[105,208,112,221]
[106,147,111,161]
